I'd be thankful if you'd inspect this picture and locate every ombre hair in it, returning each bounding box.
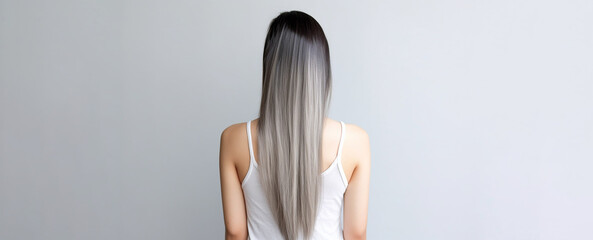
[257,11,332,240]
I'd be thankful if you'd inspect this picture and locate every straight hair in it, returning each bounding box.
[257,11,332,240]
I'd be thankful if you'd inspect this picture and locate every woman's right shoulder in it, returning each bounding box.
[345,123,370,148]
[343,123,371,169]
[344,123,368,140]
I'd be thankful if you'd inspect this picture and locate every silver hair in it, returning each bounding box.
[257,11,332,240]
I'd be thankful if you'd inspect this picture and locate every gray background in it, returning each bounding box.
[1,0,592,239]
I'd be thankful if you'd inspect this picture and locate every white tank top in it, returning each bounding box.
[242,120,349,240]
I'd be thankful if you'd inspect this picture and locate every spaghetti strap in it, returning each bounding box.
[336,121,346,159]
[246,121,257,166]
[242,120,258,187]
[336,121,349,187]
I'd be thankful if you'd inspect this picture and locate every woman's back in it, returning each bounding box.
[220,118,370,239]
[242,119,348,239]
[236,119,356,185]
[220,10,369,240]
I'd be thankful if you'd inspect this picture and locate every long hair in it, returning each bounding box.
[257,11,332,240]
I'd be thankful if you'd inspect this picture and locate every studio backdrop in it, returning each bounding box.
[1,0,592,239]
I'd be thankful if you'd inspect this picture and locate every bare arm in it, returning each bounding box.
[219,125,248,240]
[343,126,371,240]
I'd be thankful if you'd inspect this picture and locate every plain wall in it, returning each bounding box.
[1,0,592,239]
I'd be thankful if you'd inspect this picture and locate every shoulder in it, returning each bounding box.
[219,122,248,163]
[345,123,370,150]
[343,123,371,166]
[221,122,246,142]
[344,123,369,142]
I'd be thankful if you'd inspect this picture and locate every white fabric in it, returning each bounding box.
[242,120,349,240]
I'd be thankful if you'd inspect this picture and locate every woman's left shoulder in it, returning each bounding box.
[221,122,246,140]
[220,122,249,161]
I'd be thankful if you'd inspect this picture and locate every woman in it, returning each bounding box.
[219,11,370,240]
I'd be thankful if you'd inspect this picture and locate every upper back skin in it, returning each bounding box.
[222,118,368,184]
[220,117,370,239]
